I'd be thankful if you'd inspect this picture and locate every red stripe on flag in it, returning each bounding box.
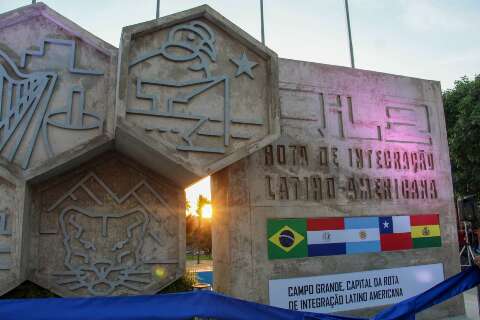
[410,213,439,226]
[307,218,344,231]
[380,233,413,251]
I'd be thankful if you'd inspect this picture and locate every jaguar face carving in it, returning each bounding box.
[56,206,151,295]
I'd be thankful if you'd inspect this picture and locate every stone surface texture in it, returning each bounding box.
[116,5,279,186]
[0,3,117,180]
[0,3,189,297]
[0,167,26,295]
[29,152,185,297]
[211,58,463,318]
[0,2,463,314]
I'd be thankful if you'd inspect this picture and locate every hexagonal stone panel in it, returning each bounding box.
[0,3,116,177]
[117,5,279,185]
[30,152,185,296]
[0,167,26,295]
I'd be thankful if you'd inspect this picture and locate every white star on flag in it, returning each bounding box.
[383,221,390,229]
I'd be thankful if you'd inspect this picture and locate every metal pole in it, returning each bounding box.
[156,0,160,19]
[344,0,355,68]
[260,0,265,45]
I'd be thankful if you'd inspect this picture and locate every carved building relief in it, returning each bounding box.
[0,4,116,172]
[117,6,279,180]
[31,154,184,296]
[0,170,24,295]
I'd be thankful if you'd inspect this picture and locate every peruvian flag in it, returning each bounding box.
[379,216,413,251]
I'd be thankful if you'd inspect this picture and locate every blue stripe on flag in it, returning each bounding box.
[379,216,393,234]
[344,217,379,229]
[308,243,346,256]
[346,240,381,254]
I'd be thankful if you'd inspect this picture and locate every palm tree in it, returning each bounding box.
[196,195,210,264]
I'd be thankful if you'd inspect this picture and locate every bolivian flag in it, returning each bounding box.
[410,214,441,248]
[267,218,307,259]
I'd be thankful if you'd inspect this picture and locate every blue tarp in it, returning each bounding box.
[0,266,479,320]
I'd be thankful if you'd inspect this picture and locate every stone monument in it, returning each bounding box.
[116,5,279,186]
[0,2,463,319]
[0,3,278,297]
[211,60,462,318]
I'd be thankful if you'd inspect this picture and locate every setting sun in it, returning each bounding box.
[201,204,213,219]
[185,176,212,218]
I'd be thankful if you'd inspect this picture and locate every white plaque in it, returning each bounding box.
[269,263,444,313]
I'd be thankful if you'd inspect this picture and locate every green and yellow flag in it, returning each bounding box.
[267,218,307,259]
[410,214,442,248]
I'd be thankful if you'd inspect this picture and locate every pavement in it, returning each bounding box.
[186,259,213,273]
[463,288,480,320]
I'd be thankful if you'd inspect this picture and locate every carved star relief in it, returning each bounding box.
[230,53,258,79]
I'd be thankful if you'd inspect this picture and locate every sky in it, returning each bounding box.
[1,0,479,90]
[1,1,478,211]
[185,176,212,217]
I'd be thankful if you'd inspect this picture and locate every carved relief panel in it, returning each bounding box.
[0,4,116,174]
[0,168,25,295]
[117,6,279,181]
[30,153,185,296]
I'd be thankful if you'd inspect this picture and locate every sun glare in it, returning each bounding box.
[201,204,213,218]
[185,176,212,218]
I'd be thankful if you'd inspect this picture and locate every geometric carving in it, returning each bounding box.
[279,88,433,147]
[0,211,11,271]
[384,97,432,145]
[126,20,263,154]
[0,169,20,290]
[20,38,104,75]
[44,86,103,157]
[0,4,116,174]
[117,5,279,181]
[0,50,57,169]
[34,153,184,297]
[326,93,381,141]
[0,42,105,169]
[230,53,258,79]
[55,207,154,295]
[0,212,12,236]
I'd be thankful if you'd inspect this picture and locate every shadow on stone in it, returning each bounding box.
[0,281,58,299]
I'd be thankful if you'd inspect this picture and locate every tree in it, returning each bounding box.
[443,75,480,198]
[195,195,212,263]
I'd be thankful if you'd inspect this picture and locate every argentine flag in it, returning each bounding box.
[344,217,381,254]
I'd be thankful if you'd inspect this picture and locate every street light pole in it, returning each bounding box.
[260,0,265,45]
[344,0,355,68]
[156,0,160,19]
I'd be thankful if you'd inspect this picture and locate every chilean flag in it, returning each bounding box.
[379,216,413,251]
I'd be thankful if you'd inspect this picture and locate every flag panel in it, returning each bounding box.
[307,230,345,244]
[392,216,411,233]
[307,218,344,231]
[344,228,380,242]
[380,233,413,251]
[410,214,439,226]
[411,225,441,238]
[344,217,379,229]
[346,241,381,254]
[267,219,307,260]
[308,243,346,256]
[412,237,442,248]
[267,213,441,259]
[379,216,393,234]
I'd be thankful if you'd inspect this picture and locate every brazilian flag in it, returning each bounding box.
[267,218,307,259]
